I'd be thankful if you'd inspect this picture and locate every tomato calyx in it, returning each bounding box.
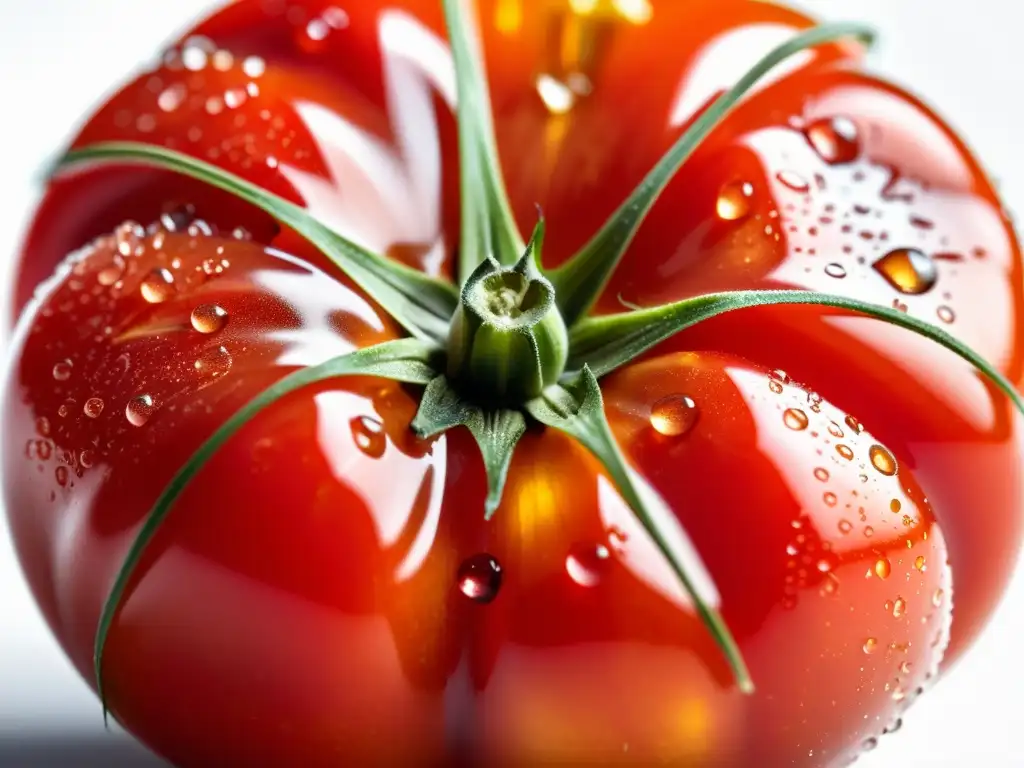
[46,0,1024,718]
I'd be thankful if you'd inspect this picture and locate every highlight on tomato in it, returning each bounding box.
[4,1,1022,766]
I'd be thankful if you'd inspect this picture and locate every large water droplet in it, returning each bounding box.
[191,304,229,334]
[194,346,232,377]
[126,394,156,427]
[84,398,105,419]
[873,248,938,295]
[804,116,860,164]
[457,554,502,603]
[783,408,809,431]
[874,558,891,579]
[566,543,612,587]
[350,415,386,458]
[53,360,73,381]
[140,268,176,303]
[649,395,699,437]
[716,181,754,221]
[869,444,898,476]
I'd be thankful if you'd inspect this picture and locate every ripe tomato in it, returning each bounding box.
[5,1,1021,766]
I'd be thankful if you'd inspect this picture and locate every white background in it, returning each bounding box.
[0,1,1021,765]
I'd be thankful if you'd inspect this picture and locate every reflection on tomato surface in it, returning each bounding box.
[4,1,1021,766]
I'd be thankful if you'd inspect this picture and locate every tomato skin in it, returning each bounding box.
[4,0,1022,766]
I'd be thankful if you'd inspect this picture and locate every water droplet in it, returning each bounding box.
[823,491,838,507]
[864,525,875,537]
[84,398,105,418]
[825,262,847,279]
[814,467,830,482]
[776,170,810,193]
[457,553,502,603]
[181,39,209,71]
[893,597,907,618]
[784,408,809,430]
[566,543,612,587]
[350,415,386,458]
[190,304,229,334]
[53,360,73,381]
[932,588,944,607]
[35,417,50,437]
[838,519,853,534]
[224,88,247,109]
[836,444,854,460]
[936,305,956,324]
[845,414,863,434]
[79,450,96,469]
[869,444,898,476]
[157,84,187,113]
[890,498,902,513]
[649,395,699,437]
[716,181,754,221]
[194,346,232,377]
[768,379,784,394]
[914,555,927,572]
[863,637,878,654]
[242,56,266,78]
[873,248,938,295]
[804,116,860,164]
[827,421,844,438]
[126,395,156,427]
[891,685,906,702]
[55,465,69,487]
[874,558,891,579]
[863,736,879,751]
[140,268,176,303]
[885,718,904,735]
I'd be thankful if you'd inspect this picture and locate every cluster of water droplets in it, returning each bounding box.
[712,114,986,328]
[24,209,248,492]
[765,369,953,757]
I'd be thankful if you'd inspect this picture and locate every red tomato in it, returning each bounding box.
[4,1,1021,766]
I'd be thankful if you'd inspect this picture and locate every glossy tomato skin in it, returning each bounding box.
[4,1,1021,766]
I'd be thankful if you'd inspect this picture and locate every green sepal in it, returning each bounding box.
[93,339,442,723]
[548,22,876,326]
[56,143,459,343]
[442,0,525,279]
[526,367,754,694]
[567,289,1024,416]
[411,376,526,519]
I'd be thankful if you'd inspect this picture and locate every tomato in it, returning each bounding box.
[4,1,1021,766]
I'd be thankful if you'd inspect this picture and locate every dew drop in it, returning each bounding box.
[79,450,96,469]
[827,421,844,438]
[823,491,837,507]
[53,360,73,381]
[824,262,847,279]
[126,395,156,427]
[98,255,126,286]
[914,555,927,572]
[55,465,69,487]
[893,597,907,618]
[649,395,699,437]
[194,346,233,377]
[804,116,860,164]
[936,305,956,324]
[873,248,938,295]
[783,408,809,431]
[814,467,830,482]
[457,553,502,603]
[716,180,754,221]
[844,414,863,434]
[869,444,898,476]
[836,444,854,460]
[36,417,50,437]
[84,398,105,418]
[838,519,853,534]
[140,268,176,303]
[932,588,944,607]
[776,170,810,193]
[350,415,386,459]
[863,637,878,654]
[158,84,187,113]
[190,304,229,334]
[874,558,891,579]
[566,543,612,587]
[864,525,874,537]
[242,55,266,78]
[890,499,902,513]
[863,737,879,751]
